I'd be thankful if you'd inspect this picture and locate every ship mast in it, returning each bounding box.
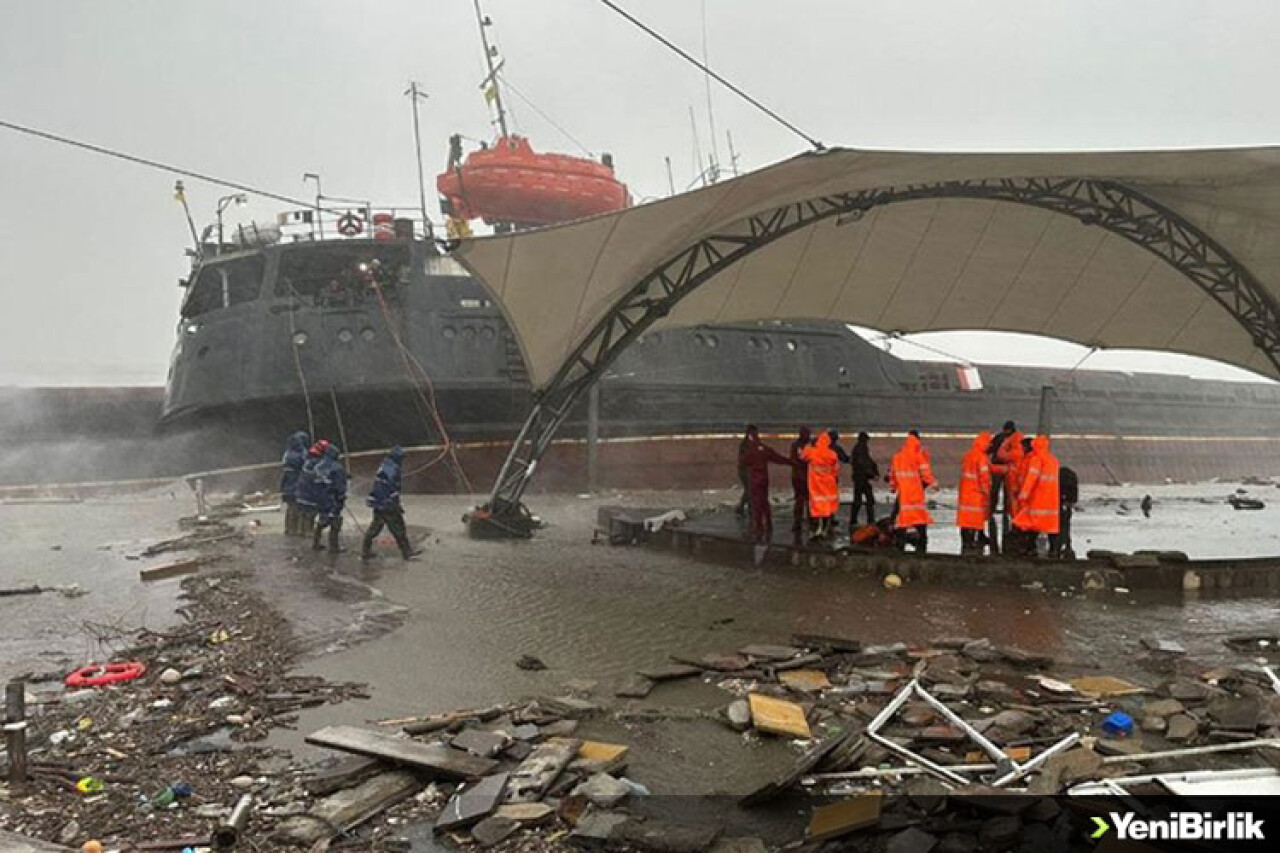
[472,0,510,138]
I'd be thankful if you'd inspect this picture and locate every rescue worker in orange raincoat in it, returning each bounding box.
[740,425,791,544]
[956,432,993,555]
[801,431,840,540]
[1012,435,1061,556]
[1007,436,1035,553]
[993,424,1025,542]
[985,421,1017,552]
[888,432,937,553]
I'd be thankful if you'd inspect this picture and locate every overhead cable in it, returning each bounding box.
[0,117,338,213]
[592,0,824,151]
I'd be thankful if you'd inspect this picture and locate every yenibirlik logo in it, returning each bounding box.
[1091,812,1265,842]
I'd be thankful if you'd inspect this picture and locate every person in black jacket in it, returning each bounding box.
[1050,465,1079,559]
[849,432,879,526]
[788,427,813,536]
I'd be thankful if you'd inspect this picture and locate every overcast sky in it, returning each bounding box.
[3,0,1279,386]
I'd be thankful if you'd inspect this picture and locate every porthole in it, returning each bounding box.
[838,366,848,376]
[292,331,309,347]
[481,326,496,341]
[760,338,773,352]
[442,326,457,339]
[694,333,705,346]
[361,327,376,341]
[786,339,797,352]
[462,326,477,341]
[184,322,200,336]
[337,328,354,344]
[706,334,718,348]
[747,337,758,349]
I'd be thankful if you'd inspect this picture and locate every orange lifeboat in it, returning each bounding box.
[437,135,631,228]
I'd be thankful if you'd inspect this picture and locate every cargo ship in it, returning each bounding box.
[7,3,1280,496]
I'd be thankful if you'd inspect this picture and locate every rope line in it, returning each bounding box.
[593,0,823,150]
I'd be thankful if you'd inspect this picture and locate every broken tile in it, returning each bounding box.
[577,740,630,772]
[504,741,534,761]
[435,772,509,831]
[738,644,802,661]
[779,669,831,693]
[573,772,631,808]
[471,815,519,848]
[807,793,883,841]
[451,729,511,758]
[639,664,703,682]
[540,720,579,738]
[747,693,812,739]
[494,802,555,825]
[1069,676,1146,698]
[740,733,852,807]
[570,811,630,846]
[505,739,578,803]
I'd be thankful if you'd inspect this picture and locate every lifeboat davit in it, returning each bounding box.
[437,135,631,228]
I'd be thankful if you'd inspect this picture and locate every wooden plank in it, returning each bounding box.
[274,770,423,846]
[305,725,497,779]
[139,557,213,582]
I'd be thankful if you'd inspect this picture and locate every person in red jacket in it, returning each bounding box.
[802,431,840,541]
[1013,435,1061,556]
[957,432,993,555]
[889,432,937,553]
[741,425,792,544]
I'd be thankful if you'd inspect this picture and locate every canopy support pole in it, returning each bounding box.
[469,178,1280,536]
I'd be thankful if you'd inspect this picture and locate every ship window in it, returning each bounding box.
[361,327,376,341]
[292,331,309,346]
[442,325,457,339]
[459,297,491,309]
[481,326,497,341]
[462,326,477,341]
[838,366,848,376]
[337,328,354,344]
[182,256,266,317]
[786,340,797,352]
[747,337,758,349]
[694,333,705,346]
[705,334,718,348]
[275,244,410,304]
[760,338,772,352]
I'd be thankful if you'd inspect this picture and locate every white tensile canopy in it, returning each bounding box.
[453,147,1280,389]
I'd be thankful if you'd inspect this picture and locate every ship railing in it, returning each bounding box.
[212,206,437,253]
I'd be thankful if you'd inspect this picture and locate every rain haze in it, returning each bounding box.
[3,0,1279,386]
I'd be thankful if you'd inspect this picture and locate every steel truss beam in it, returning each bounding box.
[477,177,1280,529]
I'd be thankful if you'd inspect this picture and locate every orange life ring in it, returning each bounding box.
[64,662,147,689]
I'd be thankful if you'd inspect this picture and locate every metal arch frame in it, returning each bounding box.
[476,177,1280,528]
